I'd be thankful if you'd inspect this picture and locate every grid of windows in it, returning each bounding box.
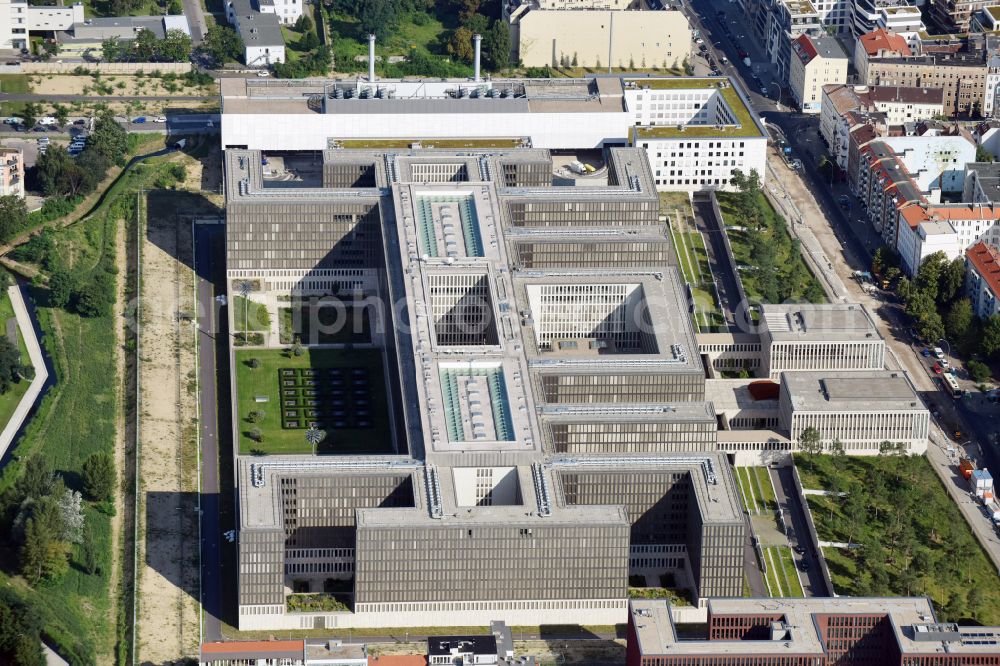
[427,273,499,346]
[538,372,705,403]
[514,240,672,269]
[531,284,645,351]
[506,200,659,227]
[547,421,716,454]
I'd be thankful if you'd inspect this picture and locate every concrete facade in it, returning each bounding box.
[966,240,1000,319]
[788,33,848,113]
[760,304,885,377]
[863,53,988,117]
[0,147,24,198]
[0,0,83,50]
[511,8,691,69]
[225,147,746,631]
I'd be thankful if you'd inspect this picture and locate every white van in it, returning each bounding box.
[932,347,945,359]
[37,116,57,126]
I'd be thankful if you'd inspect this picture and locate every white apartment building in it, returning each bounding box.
[966,241,1000,319]
[876,6,923,52]
[778,371,930,454]
[0,148,24,199]
[788,33,848,113]
[0,0,83,50]
[896,216,962,276]
[221,75,768,193]
[759,304,885,377]
[225,0,287,66]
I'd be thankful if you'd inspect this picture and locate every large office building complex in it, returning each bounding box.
[220,75,767,193]
[760,304,885,377]
[225,146,746,631]
[628,597,1000,665]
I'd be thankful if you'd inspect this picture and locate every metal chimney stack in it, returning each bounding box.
[368,33,376,82]
[473,33,482,83]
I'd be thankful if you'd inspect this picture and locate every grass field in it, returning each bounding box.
[0,284,32,430]
[763,546,805,597]
[0,74,30,116]
[0,147,191,664]
[233,295,271,332]
[234,348,393,455]
[735,467,777,514]
[670,227,724,332]
[797,454,1000,624]
[717,192,826,304]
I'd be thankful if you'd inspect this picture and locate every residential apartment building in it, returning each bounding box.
[788,33,848,112]
[966,240,1000,318]
[760,304,885,377]
[864,51,988,116]
[876,6,924,51]
[0,148,24,199]
[628,597,1000,666]
[225,0,300,66]
[778,371,930,452]
[508,6,691,69]
[221,75,768,193]
[0,0,83,50]
[930,0,993,33]
[199,640,367,665]
[854,28,911,83]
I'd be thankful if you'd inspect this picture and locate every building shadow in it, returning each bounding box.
[143,490,202,607]
[144,189,222,277]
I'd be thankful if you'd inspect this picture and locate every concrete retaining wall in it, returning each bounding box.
[789,462,837,597]
[0,284,49,459]
[705,192,751,314]
[5,62,192,75]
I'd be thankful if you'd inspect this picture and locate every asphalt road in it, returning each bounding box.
[196,223,224,642]
[770,467,830,597]
[692,195,743,330]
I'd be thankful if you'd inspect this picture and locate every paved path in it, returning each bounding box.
[692,196,743,330]
[0,283,49,460]
[196,223,224,641]
[770,467,830,597]
[181,0,208,44]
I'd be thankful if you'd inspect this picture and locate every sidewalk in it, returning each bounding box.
[0,284,49,459]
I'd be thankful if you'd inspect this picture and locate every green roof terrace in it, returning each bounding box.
[627,83,764,140]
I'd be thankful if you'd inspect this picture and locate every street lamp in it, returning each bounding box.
[938,338,952,358]
[237,280,252,343]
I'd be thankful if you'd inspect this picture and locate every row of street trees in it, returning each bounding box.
[101,28,192,63]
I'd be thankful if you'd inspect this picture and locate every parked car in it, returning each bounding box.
[933,363,944,374]
[154,115,167,123]
[256,70,270,77]
[793,545,806,555]
[73,118,86,125]
[933,346,945,359]
[132,116,146,124]
[921,348,931,357]
[799,559,811,571]
[2,117,23,125]
[37,116,57,126]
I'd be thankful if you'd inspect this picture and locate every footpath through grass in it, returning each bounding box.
[0,282,31,430]
[735,467,777,514]
[797,453,1000,624]
[716,191,826,304]
[763,546,804,598]
[0,147,192,664]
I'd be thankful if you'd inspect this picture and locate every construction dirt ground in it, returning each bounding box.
[368,638,626,664]
[135,185,202,663]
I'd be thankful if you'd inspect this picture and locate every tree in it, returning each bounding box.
[82,452,115,502]
[0,589,45,666]
[294,14,313,33]
[57,488,85,544]
[202,25,244,66]
[158,29,193,62]
[939,257,966,304]
[80,524,102,575]
[448,26,475,63]
[87,110,128,166]
[14,454,54,503]
[946,298,974,343]
[47,269,74,309]
[0,337,27,394]
[983,314,1000,358]
[0,195,28,244]
[914,251,948,303]
[20,502,69,584]
[571,52,578,67]
[298,30,319,51]
[967,359,992,383]
[292,336,304,357]
[248,409,264,423]
[51,103,69,127]
[358,0,398,41]
[167,0,183,13]
[484,19,511,70]
[101,37,122,62]
[133,28,158,62]
[798,427,823,460]
[21,102,40,129]
[75,279,113,318]
[976,145,994,163]
[74,148,111,192]
[249,427,263,442]
[248,357,261,369]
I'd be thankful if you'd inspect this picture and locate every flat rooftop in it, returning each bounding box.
[631,598,1000,657]
[628,82,764,140]
[761,303,882,342]
[782,371,924,412]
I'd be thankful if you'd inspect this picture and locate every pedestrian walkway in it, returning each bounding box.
[0,284,49,460]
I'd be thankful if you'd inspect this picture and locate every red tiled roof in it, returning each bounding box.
[859,29,911,57]
[794,34,818,64]
[201,640,304,655]
[967,241,1000,297]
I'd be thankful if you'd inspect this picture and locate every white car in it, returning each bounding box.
[695,38,704,44]
[3,117,23,125]
[154,115,167,123]
[256,70,270,77]
[37,116,57,126]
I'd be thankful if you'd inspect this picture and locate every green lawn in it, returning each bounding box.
[278,304,371,345]
[0,284,32,430]
[234,348,394,455]
[753,467,777,511]
[0,149,193,664]
[736,467,777,514]
[233,295,271,332]
[0,74,29,94]
[735,467,757,514]
[670,227,724,332]
[762,548,782,596]
[763,546,803,597]
[796,454,1000,624]
[717,192,826,304]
